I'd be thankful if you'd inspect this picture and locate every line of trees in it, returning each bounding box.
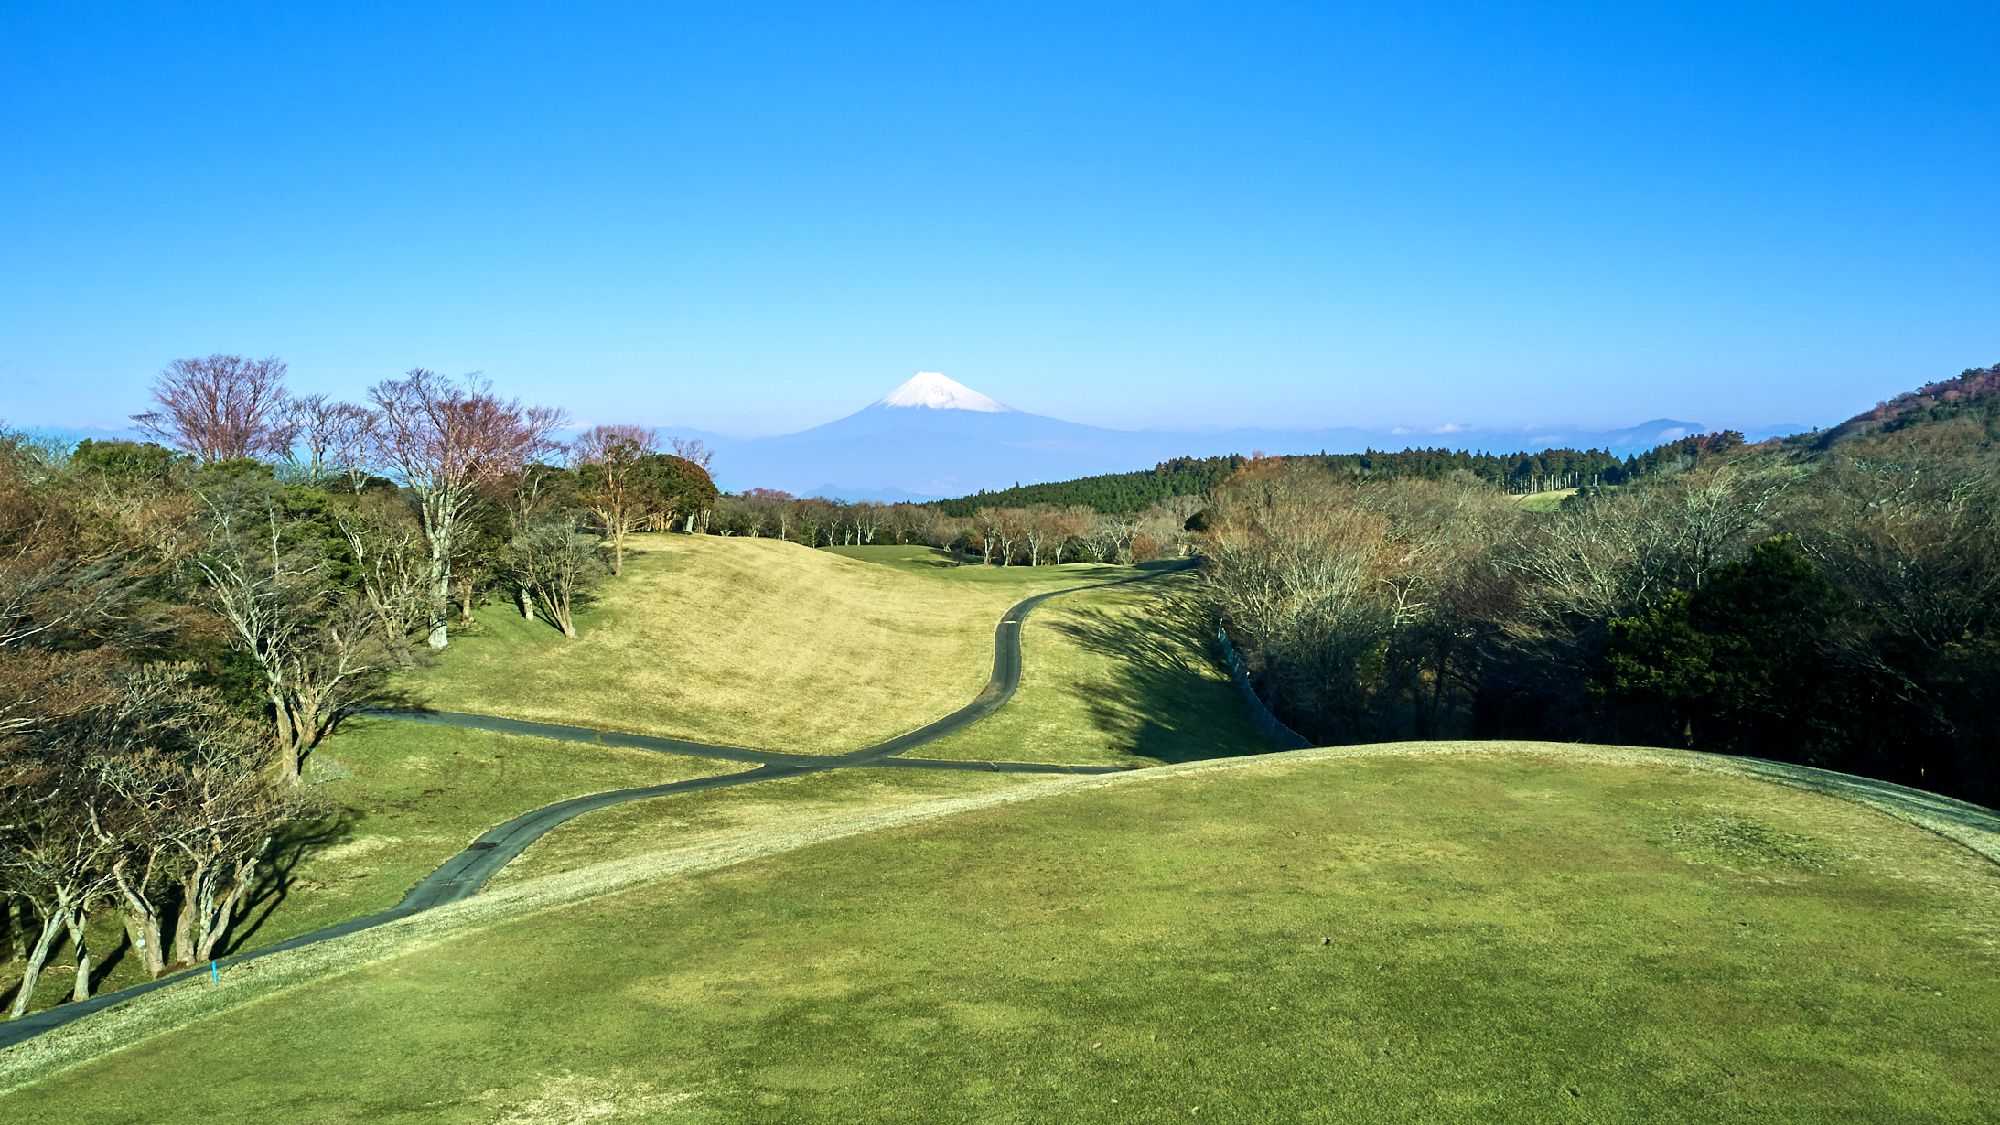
[1198,401,1999,804]
[3,353,717,1018]
[925,440,1765,521]
[710,491,1196,565]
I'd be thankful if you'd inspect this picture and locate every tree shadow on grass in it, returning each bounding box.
[224,806,356,956]
[1050,587,1275,766]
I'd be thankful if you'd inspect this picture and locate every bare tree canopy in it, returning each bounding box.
[367,369,565,648]
[134,355,295,464]
[287,394,377,489]
[574,425,659,574]
[668,435,714,472]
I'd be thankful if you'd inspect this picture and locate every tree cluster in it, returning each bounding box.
[927,439,1728,520]
[1199,421,2000,804]
[711,493,1193,565]
[2,353,717,1018]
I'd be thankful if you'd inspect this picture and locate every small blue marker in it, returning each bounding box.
[211,961,219,984]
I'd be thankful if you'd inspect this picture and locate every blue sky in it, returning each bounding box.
[2,2,1994,437]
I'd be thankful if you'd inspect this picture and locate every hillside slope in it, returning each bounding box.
[410,534,1139,754]
[5,744,1993,1120]
[1809,362,2000,452]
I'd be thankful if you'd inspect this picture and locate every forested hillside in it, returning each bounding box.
[1808,362,2000,451]
[930,438,1760,516]
[1197,365,1999,805]
[933,456,1244,515]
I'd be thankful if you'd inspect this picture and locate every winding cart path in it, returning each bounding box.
[0,568,1179,1049]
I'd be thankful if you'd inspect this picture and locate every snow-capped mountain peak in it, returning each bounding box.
[874,371,1010,413]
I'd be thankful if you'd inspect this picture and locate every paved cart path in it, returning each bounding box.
[0,567,1181,1049]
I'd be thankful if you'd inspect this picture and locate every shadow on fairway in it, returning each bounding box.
[226,809,358,955]
[1051,586,1273,766]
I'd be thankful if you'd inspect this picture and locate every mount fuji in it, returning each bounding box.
[698,372,1756,501]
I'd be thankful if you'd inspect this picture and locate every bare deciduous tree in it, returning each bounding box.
[288,395,377,490]
[332,495,431,648]
[507,512,607,637]
[668,436,714,472]
[367,370,564,649]
[134,355,295,464]
[574,425,658,574]
[186,493,387,783]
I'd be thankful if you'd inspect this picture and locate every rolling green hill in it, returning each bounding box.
[408,534,1145,754]
[4,745,1994,1120]
[5,518,1995,1121]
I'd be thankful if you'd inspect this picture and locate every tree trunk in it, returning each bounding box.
[271,693,302,785]
[172,871,203,966]
[119,901,167,979]
[64,910,91,1003]
[196,858,260,963]
[425,523,452,649]
[112,859,169,979]
[6,910,64,1019]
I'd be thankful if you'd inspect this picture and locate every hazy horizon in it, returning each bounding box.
[9,364,1817,449]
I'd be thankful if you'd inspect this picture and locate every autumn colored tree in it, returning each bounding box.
[134,355,295,464]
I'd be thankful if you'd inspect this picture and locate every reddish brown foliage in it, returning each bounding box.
[133,355,294,463]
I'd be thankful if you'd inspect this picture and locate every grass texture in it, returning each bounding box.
[7,745,1995,1121]
[411,536,1133,754]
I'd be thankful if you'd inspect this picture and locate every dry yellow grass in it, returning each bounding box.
[1517,487,1579,512]
[409,535,1125,754]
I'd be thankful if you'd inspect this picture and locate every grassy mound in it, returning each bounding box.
[9,745,1994,1120]
[917,576,1268,767]
[412,535,1137,754]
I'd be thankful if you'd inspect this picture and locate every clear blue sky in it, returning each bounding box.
[3,2,1994,436]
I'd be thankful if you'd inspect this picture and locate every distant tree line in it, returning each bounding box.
[2,354,716,1018]
[711,491,1194,565]
[926,438,1755,519]
[1198,370,2000,805]
[934,456,1245,516]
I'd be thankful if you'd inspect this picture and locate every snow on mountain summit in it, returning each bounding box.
[874,371,1010,413]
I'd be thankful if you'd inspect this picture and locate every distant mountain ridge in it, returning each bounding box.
[697,372,1785,500]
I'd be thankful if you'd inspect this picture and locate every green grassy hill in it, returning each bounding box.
[6,530,1995,1120]
[411,535,1142,754]
[5,745,1994,1120]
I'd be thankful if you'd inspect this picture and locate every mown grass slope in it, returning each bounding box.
[412,536,1134,754]
[10,745,1995,1121]
[918,576,1268,767]
[1516,487,1579,512]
